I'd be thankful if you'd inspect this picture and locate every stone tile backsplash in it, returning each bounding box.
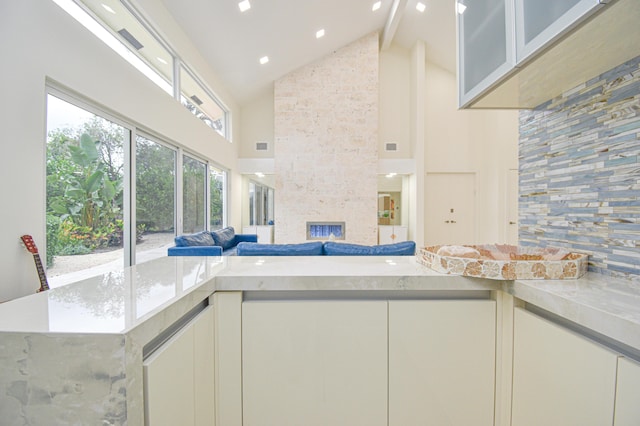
[519,55,640,280]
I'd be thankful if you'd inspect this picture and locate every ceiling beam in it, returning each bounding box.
[380,0,409,50]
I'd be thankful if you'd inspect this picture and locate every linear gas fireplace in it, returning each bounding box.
[306,222,345,240]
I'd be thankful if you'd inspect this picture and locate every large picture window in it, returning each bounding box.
[248,180,274,226]
[135,135,176,263]
[46,89,228,287]
[46,94,128,286]
[210,166,226,230]
[183,155,207,234]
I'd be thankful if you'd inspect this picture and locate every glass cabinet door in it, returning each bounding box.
[515,0,605,63]
[458,0,515,107]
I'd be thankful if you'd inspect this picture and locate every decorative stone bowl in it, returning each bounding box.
[417,244,588,280]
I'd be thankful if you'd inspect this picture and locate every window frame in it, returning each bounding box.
[56,0,231,140]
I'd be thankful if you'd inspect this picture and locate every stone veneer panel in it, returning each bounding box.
[519,55,640,280]
[274,33,379,244]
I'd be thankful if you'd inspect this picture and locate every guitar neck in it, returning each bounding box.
[32,253,50,292]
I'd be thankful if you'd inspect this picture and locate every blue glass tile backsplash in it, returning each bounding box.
[519,55,640,281]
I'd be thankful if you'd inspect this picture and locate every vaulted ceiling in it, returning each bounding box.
[161,0,458,104]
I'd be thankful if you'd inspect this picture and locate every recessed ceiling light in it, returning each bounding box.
[372,1,381,11]
[238,0,251,12]
[416,2,426,12]
[386,173,397,178]
[255,172,265,178]
[316,29,325,39]
[456,2,467,14]
[101,3,116,14]
[259,56,269,65]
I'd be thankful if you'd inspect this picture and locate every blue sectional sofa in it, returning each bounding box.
[236,240,416,256]
[167,227,258,256]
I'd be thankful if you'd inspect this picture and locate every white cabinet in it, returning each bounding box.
[388,300,496,426]
[242,300,388,426]
[614,357,640,426]
[242,225,273,243]
[511,308,618,426]
[143,306,215,426]
[514,0,604,63]
[457,0,515,107]
[378,225,407,244]
[458,0,615,108]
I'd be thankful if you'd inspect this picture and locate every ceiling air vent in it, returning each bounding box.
[385,142,398,152]
[255,142,269,151]
[117,28,144,50]
[190,95,203,105]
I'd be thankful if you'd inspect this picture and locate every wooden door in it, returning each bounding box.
[425,173,476,245]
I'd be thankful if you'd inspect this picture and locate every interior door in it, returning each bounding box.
[425,173,476,245]
[506,169,519,244]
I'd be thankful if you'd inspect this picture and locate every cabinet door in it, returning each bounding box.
[193,307,215,426]
[515,0,604,62]
[144,322,195,426]
[389,300,496,426]
[512,308,618,426]
[378,225,393,244]
[458,0,515,107]
[144,306,215,426]
[242,300,388,426]
[614,357,640,426]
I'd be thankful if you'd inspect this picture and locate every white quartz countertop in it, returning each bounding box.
[0,255,639,351]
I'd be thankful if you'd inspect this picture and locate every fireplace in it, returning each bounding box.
[306,222,345,240]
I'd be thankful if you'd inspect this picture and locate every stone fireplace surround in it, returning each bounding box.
[273,33,379,245]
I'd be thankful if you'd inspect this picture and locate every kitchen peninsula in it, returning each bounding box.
[1,255,639,425]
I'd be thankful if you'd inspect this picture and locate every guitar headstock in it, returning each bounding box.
[20,235,39,254]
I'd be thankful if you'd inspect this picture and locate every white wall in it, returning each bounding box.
[424,62,519,244]
[235,41,519,248]
[240,89,275,158]
[0,1,242,302]
[379,44,411,158]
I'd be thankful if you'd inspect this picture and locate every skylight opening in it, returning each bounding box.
[238,0,251,12]
[372,1,382,12]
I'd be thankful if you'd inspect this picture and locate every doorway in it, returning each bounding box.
[425,173,476,245]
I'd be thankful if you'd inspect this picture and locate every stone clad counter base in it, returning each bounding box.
[0,255,639,424]
[0,333,129,425]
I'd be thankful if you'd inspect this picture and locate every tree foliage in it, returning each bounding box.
[136,138,175,232]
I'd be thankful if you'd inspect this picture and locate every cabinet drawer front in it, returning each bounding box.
[389,300,496,426]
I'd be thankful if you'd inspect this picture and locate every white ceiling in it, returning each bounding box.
[161,0,458,104]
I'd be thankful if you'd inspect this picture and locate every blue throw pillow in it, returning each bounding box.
[211,226,236,250]
[174,231,215,247]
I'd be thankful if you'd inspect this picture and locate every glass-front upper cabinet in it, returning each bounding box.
[457,0,516,107]
[515,0,606,63]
